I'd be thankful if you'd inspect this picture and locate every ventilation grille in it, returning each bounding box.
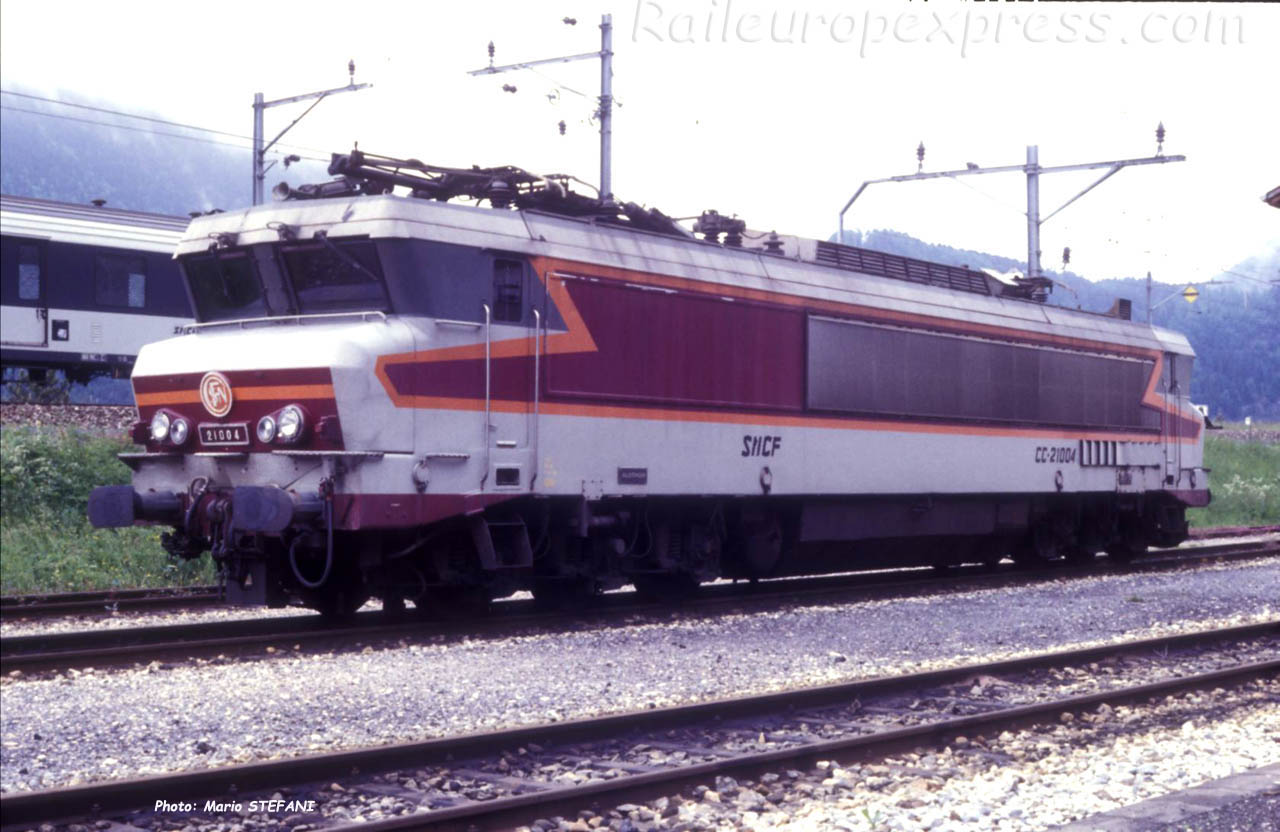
[814,241,992,296]
[1080,439,1119,467]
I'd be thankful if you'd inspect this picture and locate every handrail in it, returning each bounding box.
[481,303,492,490]
[181,310,387,333]
[433,317,483,329]
[531,307,542,489]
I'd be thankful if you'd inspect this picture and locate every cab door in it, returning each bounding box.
[1,238,48,347]
[485,255,537,492]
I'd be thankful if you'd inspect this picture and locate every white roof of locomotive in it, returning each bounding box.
[178,193,1194,358]
[0,193,189,253]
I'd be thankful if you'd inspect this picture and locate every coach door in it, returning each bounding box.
[485,256,538,492]
[0,238,48,347]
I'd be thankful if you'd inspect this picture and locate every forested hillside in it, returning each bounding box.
[0,90,328,215]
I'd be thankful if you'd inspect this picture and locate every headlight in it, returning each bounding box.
[257,415,277,444]
[277,405,305,443]
[150,411,171,442]
[169,418,189,445]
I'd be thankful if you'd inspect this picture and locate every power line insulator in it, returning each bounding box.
[558,120,566,135]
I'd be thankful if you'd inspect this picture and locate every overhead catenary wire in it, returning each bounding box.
[1218,268,1277,286]
[0,89,334,158]
[0,104,329,163]
[943,173,1025,217]
[524,65,590,100]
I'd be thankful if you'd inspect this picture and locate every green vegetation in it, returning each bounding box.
[1188,432,1280,528]
[0,369,71,404]
[0,427,214,594]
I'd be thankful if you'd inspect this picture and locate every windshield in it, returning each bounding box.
[182,252,268,322]
[280,239,389,314]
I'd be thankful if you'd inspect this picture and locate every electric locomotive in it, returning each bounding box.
[88,151,1210,615]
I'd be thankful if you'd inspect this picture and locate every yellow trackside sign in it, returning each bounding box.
[1182,285,1200,303]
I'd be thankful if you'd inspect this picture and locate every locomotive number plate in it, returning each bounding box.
[199,422,250,446]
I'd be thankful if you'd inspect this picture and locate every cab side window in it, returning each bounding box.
[492,258,523,322]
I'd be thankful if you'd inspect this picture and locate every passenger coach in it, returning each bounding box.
[1,195,192,382]
[88,152,1211,615]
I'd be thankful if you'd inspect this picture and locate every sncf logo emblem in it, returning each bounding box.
[199,372,234,417]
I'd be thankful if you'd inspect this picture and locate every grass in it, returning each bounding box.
[1188,433,1280,528]
[0,427,215,595]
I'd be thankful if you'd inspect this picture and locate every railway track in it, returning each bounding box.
[0,585,221,621]
[3,621,1275,832]
[2,538,1275,674]
[2,532,1271,625]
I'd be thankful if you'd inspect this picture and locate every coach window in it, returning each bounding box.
[17,244,41,300]
[94,253,146,308]
[492,258,523,322]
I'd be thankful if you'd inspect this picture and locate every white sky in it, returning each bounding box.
[2,0,1277,284]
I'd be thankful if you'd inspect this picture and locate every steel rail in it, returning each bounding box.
[1,585,218,606]
[0,586,221,621]
[1189,523,1280,540]
[341,658,1277,832]
[0,532,1268,621]
[2,622,1274,830]
[3,541,1275,674]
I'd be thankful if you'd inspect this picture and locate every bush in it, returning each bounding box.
[1188,434,1280,527]
[0,426,215,593]
[0,369,71,404]
[1,427,132,520]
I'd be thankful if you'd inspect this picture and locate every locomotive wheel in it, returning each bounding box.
[1065,546,1097,565]
[1105,541,1142,564]
[531,578,599,610]
[412,587,491,620]
[314,585,369,622]
[632,573,700,603]
[1106,522,1148,564]
[1013,522,1063,567]
[1012,537,1053,567]
[381,594,407,620]
[974,539,1007,571]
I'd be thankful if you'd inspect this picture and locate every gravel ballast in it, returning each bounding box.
[1,557,1277,795]
[602,685,1280,832]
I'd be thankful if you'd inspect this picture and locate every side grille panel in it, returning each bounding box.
[814,241,992,296]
